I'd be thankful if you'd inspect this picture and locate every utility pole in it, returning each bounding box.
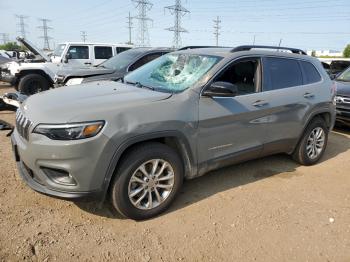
[165,0,190,48]
[15,15,29,38]
[213,16,221,47]
[253,35,256,45]
[0,33,10,44]
[81,31,87,42]
[132,0,153,47]
[38,18,53,50]
[278,38,282,48]
[126,12,133,44]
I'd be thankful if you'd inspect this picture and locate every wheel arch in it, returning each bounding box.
[291,109,333,154]
[101,131,197,202]
[16,69,54,86]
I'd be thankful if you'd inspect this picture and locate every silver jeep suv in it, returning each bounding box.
[11,46,336,220]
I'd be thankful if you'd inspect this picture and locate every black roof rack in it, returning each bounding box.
[231,45,307,55]
[178,45,228,50]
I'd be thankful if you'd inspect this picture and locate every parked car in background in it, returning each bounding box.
[55,47,174,86]
[334,66,350,126]
[0,37,133,95]
[320,58,350,79]
[12,45,335,220]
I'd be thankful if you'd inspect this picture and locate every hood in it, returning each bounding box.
[16,37,50,62]
[57,66,117,79]
[335,80,350,97]
[21,81,172,123]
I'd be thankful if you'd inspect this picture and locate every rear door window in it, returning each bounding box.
[67,46,89,59]
[94,46,113,59]
[263,57,303,91]
[300,61,322,84]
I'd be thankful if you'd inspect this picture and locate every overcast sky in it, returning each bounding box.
[0,0,349,51]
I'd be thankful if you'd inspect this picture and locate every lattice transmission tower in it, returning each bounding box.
[38,18,53,50]
[15,15,29,38]
[132,0,153,47]
[165,0,190,48]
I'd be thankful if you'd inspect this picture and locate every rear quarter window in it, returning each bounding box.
[263,57,303,91]
[300,61,322,84]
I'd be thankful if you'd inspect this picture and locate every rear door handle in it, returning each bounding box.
[252,100,268,107]
[303,92,314,99]
[84,62,92,65]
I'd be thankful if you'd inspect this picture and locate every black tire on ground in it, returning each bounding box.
[110,142,184,220]
[292,117,328,166]
[18,74,50,95]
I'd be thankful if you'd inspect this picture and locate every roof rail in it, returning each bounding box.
[231,45,307,55]
[178,45,228,50]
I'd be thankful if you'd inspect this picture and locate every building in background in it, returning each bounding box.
[307,50,343,57]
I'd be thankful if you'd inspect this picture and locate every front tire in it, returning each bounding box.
[18,74,50,95]
[293,117,328,165]
[110,142,184,220]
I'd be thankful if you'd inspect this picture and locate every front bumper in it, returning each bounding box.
[11,127,114,201]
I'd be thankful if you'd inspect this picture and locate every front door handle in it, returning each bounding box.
[252,100,268,107]
[303,92,314,99]
[84,62,92,65]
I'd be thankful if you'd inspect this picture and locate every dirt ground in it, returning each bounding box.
[1,82,350,262]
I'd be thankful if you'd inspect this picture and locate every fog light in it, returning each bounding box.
[41,167,77,186]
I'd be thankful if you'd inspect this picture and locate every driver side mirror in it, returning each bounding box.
[203,81,238,97]
[63,53,72,63]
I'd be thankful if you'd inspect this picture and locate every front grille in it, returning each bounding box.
[336,95,350,104]
[16,110,33,140]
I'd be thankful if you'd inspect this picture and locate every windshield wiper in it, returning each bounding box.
[126,80,154,90]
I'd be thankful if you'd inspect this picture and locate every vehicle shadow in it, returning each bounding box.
[76,130,350,219]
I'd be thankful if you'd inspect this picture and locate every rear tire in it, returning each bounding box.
[293,117,328,165]
[18,74,50,95]
[110,142,184,220]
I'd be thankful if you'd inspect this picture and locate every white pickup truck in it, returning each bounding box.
[1,37,133,95]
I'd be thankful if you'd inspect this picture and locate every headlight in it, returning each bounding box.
[33,121,105,140]
[66,78,84,86]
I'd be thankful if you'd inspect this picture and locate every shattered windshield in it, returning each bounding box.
[337,67,350,82]
[124,53,221,93]
[53,44,66,57]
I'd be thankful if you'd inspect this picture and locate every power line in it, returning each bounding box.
[165,0,190,48]
[0,33,10,44]
[132,0,153,47]
[81,31,87,42]
[38,18,53,50]
[213,16,221,46]
[15,15,29,38]
[126,12,133,44]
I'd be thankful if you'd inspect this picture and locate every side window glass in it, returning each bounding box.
[263,57,302,91]
[300,61,321,84]
[68,46,89,59]
[215,59,259,95]
[94,46,113,59]
[129,53,163,71]
[116,47,131,54]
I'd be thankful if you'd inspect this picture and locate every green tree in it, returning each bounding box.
[344,44,350,58]
[0,42,27,52]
